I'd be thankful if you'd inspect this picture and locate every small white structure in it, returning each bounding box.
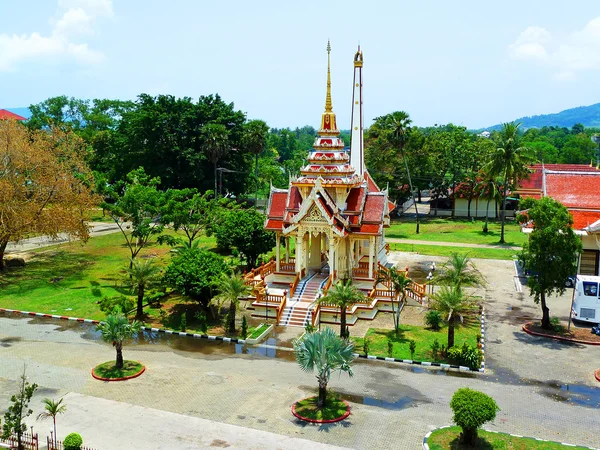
[572,275,600,323]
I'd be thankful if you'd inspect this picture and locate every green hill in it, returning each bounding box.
[486,102,600,131]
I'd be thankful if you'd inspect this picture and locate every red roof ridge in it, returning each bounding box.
[0,109,27,121]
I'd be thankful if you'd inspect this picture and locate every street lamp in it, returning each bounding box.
[591,135,600,168]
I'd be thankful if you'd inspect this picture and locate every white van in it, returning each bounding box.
[572,275,600,323]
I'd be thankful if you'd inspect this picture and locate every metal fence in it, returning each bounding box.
[0,431,39,450]
[47,436,98,450]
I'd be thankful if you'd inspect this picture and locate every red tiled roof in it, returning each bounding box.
[348,215,360,225]
[268,191,287,218]
[364,171,380,193]
[545,172,600,208]
[345,187,365,212]
[0,109,26,120]
[518,164,600,191]
[287,186,302,211]
[265,219,284,230]
[570,211,600,230]
[363,194,385,223]
[355,223,381,234]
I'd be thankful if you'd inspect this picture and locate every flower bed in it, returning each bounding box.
[291,396,350,423]
[523,321,600,345]
[92,360,145,381]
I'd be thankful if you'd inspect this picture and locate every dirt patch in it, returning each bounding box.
[524,321,600,344]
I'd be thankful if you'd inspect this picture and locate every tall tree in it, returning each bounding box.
[211,272,252,332]
[36,398,67,447]
[126,258,161,320]
[429,285,479,348]
[317,280,366,339]
[0,120,98,270]
[435,253,483,290]
[372,111,420,233]
[2,367,38,450]
[517,197,581,329]
[202,123,231,196]
[97,310,142,369]
[376,267,412,335]
[243,120,269,206]
[293,327,354,409]
[485,122,536,243]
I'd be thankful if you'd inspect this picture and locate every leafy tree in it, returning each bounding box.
[450,388,499,445]
[202,123,231,196]
[376,268,412,335]
[211,208,275,268]
[317,280,365,339]
[429,285,479,348]
[126,258,161,320]
[485,122,536,243]
[243,120,270,205]
[211,272,252,332]
[293,327,354,409]
[63,432,83,450]
[517,197,582,329]
[0,120,98,270]
[435,253,483,289]
[101,168,165,268]
[37,397,67,447]
[163,248,229,311]
[97,310,142,369]
[2,368,38,450]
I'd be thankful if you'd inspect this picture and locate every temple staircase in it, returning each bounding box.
[279,274,327,327]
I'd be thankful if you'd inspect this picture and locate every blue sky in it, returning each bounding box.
[1,1,599,129]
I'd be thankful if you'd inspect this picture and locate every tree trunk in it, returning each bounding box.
[500,175,508,244]
[227,300,237,332]
[540,291,551,330]
[447,320,456,348]
[136,284,145,319]
[340,306,347,339]
[254,153,259,208]
[467,197,472,219]
[400,147,419,234]
[115,342,124,369]
[54,417,58,446]
[417,190,422,203]
[0,239,8,271]
[460,427,478,445]
[214,162,218,198]
[483,196,491,233]
[317,381,327,409]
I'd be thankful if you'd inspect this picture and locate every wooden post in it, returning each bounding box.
[275,233,280,272]
[368,236,375,279]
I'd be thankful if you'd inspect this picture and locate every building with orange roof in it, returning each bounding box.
[0,109,27,121]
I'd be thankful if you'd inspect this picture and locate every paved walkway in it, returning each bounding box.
[387,237,521,250]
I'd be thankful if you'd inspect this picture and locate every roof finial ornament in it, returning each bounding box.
[325,40,333,112]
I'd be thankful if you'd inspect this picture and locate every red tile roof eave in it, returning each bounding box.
[0,109,27,121]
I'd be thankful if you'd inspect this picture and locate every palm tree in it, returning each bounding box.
[37,398,67,447]
[485,122,535,243]
[202,123,230,197]
[126,258,161,320]
[211,272,252,333]
[429,285,479,348]
[435,253,483,289]
[293,327,354,409]
[478,177,502,234]
[317,280,365,339]
[373,111,420,234]
[376,267,412,335]
[97,310,142,369]
[243,120,269,207]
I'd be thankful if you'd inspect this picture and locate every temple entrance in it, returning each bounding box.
[308,232,326,272]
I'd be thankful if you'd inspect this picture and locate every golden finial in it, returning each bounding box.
[325,40,333,112]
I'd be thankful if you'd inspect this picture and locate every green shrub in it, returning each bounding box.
[98,295,134,316]
[180,313,187,332]
[430,338,440,360]
[447,342,482,370]
[63,432,83,450]
[158,309,168,326]
[363,337,370,356]
[408,339,416,359]
[194,310,208,334]
[387,338,393,358]
[241,315,248,339]
[304,323,316,334]
[450,388,499,445]
[425,310,443,330]
[550,317,565,333]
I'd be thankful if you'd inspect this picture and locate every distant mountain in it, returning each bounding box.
[485,102,600,131]
[5,107,32,119]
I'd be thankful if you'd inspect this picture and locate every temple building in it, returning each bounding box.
[265,42,392,283]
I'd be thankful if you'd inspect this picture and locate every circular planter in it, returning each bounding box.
[595,369,600,383]
[291,397,350,424]
[522,322,600,346]
[92,361,146,381]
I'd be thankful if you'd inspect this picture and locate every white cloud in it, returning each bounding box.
[0,0,112,72]
[508,17,600,80]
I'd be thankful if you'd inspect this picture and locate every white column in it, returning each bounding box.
[275,233,280,272]
[295,235,301,274]
[304,232,309,272]
[329,236,335,279]
[285,237,289,263]
[368,236,375,279]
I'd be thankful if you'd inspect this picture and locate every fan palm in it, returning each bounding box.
[37,398,67,447]
[97,311,142,369]
[429,285,479,348]
[485,122,535,243]
[126,258,161,319]
[376,267,412,335]
[243,120,269,207]
[435,253,483,289]
[202,123,230,197]
[293,327,354,409]
[211,272,252,332]
[317,279,365,339]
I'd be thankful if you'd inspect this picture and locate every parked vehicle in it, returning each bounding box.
[571,275,600,324]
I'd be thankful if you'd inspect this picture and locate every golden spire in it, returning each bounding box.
[325,40,333,112]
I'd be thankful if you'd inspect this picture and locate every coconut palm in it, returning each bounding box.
[317,279,365,339]
[293,327,354,409]
[435,253,483,289]
[485,122,535,243]
[429,285,479,348]
[202,123,231,197]
[477,177,502,234]
[37,397,67,447]
[373,111,420,234]
[376,267,412,335]
[97,310,142,369]
[243,120,269,207]
[211,272,252,333]
[126,258,161,320]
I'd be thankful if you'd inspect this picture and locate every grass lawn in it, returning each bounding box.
[92,360,144,379]
[351,323,479,363]
[427,426,590,449]
[389,242,518,260]
[388,218,527,247]
[294,396,348,421]
[248,322,270,339]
